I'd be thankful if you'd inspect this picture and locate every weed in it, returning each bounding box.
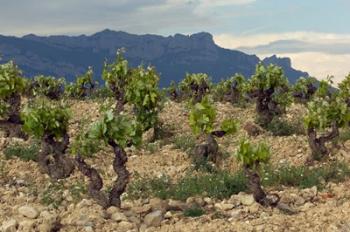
[183,205,205,217]
[172,134,196,154]
[3,142,40,161]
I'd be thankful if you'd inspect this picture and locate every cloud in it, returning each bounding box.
[214,31,350,49]
[214,32,350,83]
[257,52,350,84]
[0,0,256,36]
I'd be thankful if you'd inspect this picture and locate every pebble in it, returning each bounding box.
[18,205,39,219]
[1,219,18,232]
[144,210,164,227]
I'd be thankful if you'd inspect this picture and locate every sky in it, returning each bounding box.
[0,0,349,83]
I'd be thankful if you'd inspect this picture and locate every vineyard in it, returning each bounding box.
[1,52,350,232]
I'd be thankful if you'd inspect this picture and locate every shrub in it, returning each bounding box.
[304,96,350,160]
[74,110,142,208]
[189,96,238,166]
[21,99,74,179]
[292,77,317,103]
[212,74,248,105]
[0,61,25,124]
[125,65,162,139]
[30,75,65,100]
[66,67,97,99]
[102,50,131,112]
[248,63,292,126]
[236,139,279,207]
[179,73,211,103]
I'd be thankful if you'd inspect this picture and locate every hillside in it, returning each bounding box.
[0,30,308,86]
[1,99,350,232]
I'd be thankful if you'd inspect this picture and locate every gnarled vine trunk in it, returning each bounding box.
[7,93,22,124]
[190,81,209,103]
[251,87,286,126]
[307,122,339,161]
[293,83,317,104]
[244,165,280,207]
[193,131,226,164]
[39,133,74,180]
[75,155,109,208]
[0,93,27,138]
[75,140,130,208]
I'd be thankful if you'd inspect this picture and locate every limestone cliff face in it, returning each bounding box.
[0,30,308,86]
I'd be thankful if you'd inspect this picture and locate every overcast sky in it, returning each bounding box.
[1,0,350,83]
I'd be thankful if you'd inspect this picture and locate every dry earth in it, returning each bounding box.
[1,100,350,232]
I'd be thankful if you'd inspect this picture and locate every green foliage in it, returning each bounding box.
[189,96,216,135]
[0,61,25,98]
[40,182,65,208]
[266,117,305,136]
[68,181,87,202]
[183,206,205,217]
[127,171,248,201]
[125,66,161,131]
[262,161,350,189]
[102,50,130,98]
[41,181,87,208]
[249,63,292,108]
[3,142,40,161]
[179,73,211,101]
[0,61,25,117]
[21,99,70,138]
[338,74,350,102]
[66,67,96,98]
[315,76,333,99]
[236,139,270,168]
[304,96,350,131]
[172,134,196,153]
[292,77,317,102]
[220,119,238,135]
[250,63,289,90]
[30,75,65,99]
[212,74,248,103]
[88,110,142,149]
[90,86,114,99]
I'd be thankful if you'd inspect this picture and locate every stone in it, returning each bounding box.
[149,198,168,212]
[168,199,187,211]
[214,203,234,211]
[1,219,18,232]
[248,203,260,213]
[164,211,173,219]
[243,122,262,136]
[237,193,255,206]
[301,186,318,201]
[18,205,39,219]
[106,206,119,215]
[77,199,93,209]
[133,204,152,214]
[18,220,35,231]
[111,212,128,222]
[144,210,164,227]
[84,226,94,232]
[118,221,134,231]
[204,197,213,205]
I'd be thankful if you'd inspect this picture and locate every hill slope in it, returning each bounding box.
[0,30,308,86]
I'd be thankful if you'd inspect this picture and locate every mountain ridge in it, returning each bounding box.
[0,30,308,86]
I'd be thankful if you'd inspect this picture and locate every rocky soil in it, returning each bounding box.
[1,100,350,232]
